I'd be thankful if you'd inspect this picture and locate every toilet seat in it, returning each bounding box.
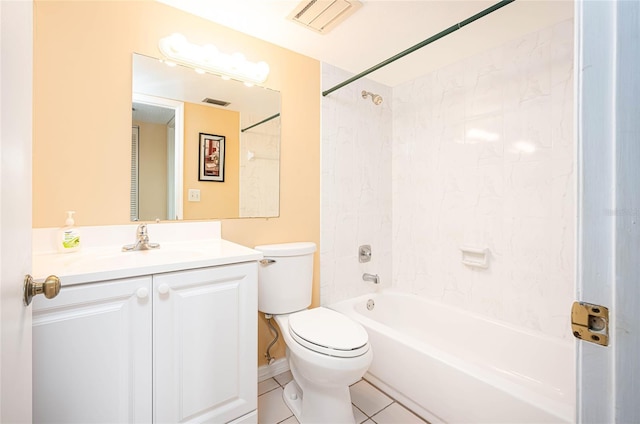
[288,307,369,358]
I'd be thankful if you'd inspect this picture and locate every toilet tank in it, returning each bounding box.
[255,242,316,315]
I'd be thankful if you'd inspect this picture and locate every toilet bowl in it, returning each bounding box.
[275,308,373,423]
[255,242,373,423]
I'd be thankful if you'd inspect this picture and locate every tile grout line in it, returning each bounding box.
[352,403,370,423]
[368,401,396,423]
[266,373,295,424]
[260,374,427,424]
[275,414,295,424]
[360,378,427,423]
[258,385,282,397]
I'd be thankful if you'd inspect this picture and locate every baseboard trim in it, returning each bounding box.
[258,358,290,382]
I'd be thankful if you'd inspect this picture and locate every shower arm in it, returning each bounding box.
[321,0,516,97]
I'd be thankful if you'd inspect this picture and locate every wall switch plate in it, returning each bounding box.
[188,189,201,202]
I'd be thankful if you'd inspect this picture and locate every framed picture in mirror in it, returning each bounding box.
[199,133,225,182]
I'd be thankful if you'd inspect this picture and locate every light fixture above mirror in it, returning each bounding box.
[158,33,270,85]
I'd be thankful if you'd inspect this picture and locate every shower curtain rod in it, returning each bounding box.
[241,113,281,133]
[322,0,516,97]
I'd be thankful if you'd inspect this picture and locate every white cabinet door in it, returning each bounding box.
[32,277,153,424]
[153,263,257,423]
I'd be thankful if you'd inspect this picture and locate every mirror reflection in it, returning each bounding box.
[132,53,280,221]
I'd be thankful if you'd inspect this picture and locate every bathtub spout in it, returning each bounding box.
[362,273,380,284]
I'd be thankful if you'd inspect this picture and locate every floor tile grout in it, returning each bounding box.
[352,403,368,419]
[275,414,294,424]
[368,401,394,422]
[259,386,282,397]
[259,372,426,424]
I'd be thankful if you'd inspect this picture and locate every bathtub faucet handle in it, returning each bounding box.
[359,245,372,263]
[362,273,380,284]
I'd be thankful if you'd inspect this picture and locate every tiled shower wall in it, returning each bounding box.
[392,19,574,340]
[239,116,280,217]
[320,64,393,306]
[321,19,574,341]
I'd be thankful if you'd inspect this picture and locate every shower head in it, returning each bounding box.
[362,90,383,105]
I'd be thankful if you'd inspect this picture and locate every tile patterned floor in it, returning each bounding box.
[258,371,427,424]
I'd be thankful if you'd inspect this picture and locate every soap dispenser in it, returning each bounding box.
[58,211,81,253]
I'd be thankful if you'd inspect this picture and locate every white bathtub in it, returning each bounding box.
[331,291,575,423]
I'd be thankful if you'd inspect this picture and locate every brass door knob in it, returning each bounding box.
[23,274,61,306]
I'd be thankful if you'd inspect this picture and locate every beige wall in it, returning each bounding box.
[183,102,239,219]
[134,121,168,221]
[33,0,320,366]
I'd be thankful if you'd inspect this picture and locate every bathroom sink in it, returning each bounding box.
[87,245,213,270]
[32,237,262,286]
[32,222,263,286]
[102,248,207,262]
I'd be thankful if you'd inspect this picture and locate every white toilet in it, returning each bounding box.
[255,242,373,424]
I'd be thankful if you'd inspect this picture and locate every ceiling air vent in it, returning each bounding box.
[202,98,231,107]
[288,0,362,34]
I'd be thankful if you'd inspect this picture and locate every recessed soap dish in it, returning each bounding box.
[460,246,490,269]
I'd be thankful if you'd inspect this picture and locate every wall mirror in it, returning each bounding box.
[132,53,281,221]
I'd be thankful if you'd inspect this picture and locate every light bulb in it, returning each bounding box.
[158,33,270,85]
[167,33,187,55]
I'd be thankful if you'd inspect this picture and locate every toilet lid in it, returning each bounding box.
[288,307,369,358]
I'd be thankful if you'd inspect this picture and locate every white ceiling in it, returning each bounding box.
[155,0,574,88]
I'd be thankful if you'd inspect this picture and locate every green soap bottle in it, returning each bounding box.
[58,211,81,253]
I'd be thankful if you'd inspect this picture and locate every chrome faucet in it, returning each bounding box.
[362,273,380,284]
[122,224,160,251]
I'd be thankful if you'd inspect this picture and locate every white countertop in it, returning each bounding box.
[33,239,262,286]
[32,221,262,285]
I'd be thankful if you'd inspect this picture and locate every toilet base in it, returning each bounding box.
[282,380,356,424]
[282,380,303,421]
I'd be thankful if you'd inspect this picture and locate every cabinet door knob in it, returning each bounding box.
[158,284,170,295]
[136,287,149,299]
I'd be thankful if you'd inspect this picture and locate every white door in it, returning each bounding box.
[0,1,33,422]
[576,0,640,422]
[153,263,257,423]
[32,277,153,423]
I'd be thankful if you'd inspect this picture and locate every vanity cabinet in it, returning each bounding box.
[33,262,257,424]
[33,275,153,423]
[153,264,257,423]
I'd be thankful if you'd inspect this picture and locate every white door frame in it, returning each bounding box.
[576,0,640,421]
[133,92,184,220]
[0,1,33,422]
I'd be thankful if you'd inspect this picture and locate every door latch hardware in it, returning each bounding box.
[571,301,609,346]
[23,274,61,306]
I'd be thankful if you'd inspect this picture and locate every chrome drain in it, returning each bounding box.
[366,299,375,310]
